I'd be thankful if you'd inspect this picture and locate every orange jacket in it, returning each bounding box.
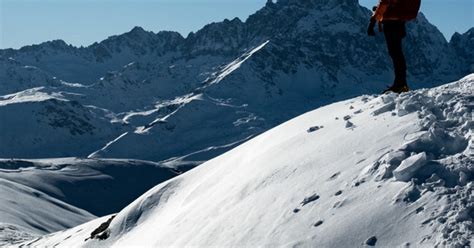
[373,0,401,22]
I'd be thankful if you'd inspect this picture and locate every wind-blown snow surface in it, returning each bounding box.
[25,75,473,247]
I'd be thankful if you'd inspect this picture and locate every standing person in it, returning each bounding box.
[368,0,421,94]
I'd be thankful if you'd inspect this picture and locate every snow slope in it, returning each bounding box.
[25,75,473,247]
[0,158,179,245]
[0,179,95,245]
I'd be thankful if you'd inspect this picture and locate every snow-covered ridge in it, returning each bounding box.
[25,75,473,247]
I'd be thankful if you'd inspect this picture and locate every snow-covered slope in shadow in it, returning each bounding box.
[0,158,179,245]
[0,179,95,246]
[0,88,124,158]
[25,75,473,247]
[0,158,180,216]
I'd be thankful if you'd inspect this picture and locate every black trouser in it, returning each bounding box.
[383,20,407,87]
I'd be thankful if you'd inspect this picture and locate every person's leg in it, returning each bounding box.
[392,39,407,87]
[384,22,407,88]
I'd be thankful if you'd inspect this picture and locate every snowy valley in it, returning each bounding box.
[0,0,473,246]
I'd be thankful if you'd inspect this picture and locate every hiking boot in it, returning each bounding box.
[382,84,410,94]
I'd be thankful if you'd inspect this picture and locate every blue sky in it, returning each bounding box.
[1,0,473,49]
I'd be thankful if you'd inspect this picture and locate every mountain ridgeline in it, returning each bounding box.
[0,0,472,164]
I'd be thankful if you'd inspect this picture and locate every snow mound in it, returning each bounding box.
[20,75,473,247]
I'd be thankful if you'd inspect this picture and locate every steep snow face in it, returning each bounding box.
[0,158,179,245]
[27,75,473,247]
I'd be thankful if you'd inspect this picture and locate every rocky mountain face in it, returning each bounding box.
[450,28,474,74]
[0,0,471,165]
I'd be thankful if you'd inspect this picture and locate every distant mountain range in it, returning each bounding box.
[1,0,472,165]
